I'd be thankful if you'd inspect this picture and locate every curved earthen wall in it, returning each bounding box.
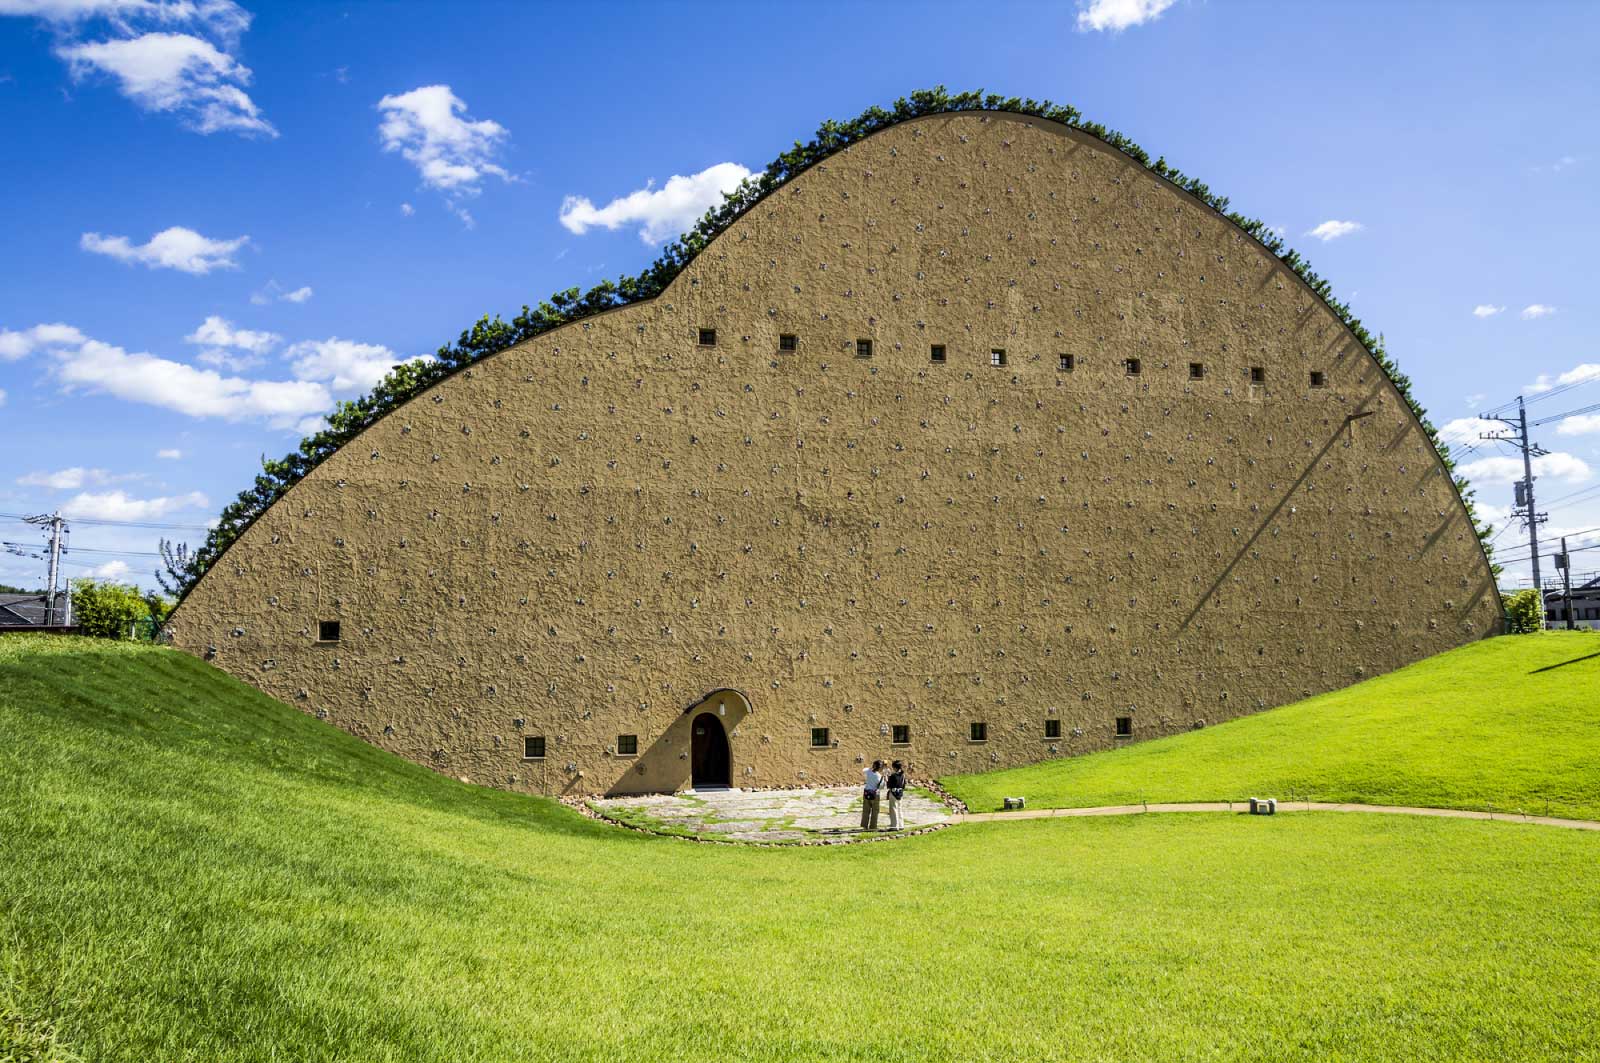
[170,112,1500,795]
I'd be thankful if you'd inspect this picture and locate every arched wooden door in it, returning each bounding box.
[690,712,730,788]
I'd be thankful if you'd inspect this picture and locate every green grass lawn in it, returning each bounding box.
[3,635,1599,1062]
[945,631,1600,817]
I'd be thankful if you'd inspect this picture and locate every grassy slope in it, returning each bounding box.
[2,635,1598,1062]
[945,631,1600,816]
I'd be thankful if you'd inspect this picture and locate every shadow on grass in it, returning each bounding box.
[1528,649,1600,674]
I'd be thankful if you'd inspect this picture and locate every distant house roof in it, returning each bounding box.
[1542,574,1600,600]
[0,593,55,626]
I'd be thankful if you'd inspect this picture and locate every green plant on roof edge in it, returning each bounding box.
[164,87,1496,601]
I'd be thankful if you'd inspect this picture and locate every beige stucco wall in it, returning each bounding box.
[168,111,1501,796]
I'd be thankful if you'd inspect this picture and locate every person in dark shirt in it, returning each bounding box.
[884,760,907,830]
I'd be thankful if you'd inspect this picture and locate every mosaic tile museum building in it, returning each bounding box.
[169,110,1501,796]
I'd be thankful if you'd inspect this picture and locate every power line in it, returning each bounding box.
[1490,525,1600,565]
[1541,481,1600,510]
[1482,372,1600,418]
[0,511,210,532]
[62,546,164,558]
[1531,399,1600,428]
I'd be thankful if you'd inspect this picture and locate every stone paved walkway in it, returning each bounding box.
[590,786,951,842]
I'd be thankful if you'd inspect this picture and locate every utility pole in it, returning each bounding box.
[24,511,68,626]
[1482,396,1549,627]
[1557,537,1573,631]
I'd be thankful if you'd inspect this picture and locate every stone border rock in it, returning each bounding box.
[918,778,970,815]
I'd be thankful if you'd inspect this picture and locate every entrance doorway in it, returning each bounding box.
[690,712,730,788]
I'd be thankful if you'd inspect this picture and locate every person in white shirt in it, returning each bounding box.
[860,760,884,831]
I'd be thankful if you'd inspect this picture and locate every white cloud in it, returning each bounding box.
[81,225,248,273]
[1436,417,1483,447]
[285,337,416,392]
[1306,220,1362,241]
[0,1,249,43]
[0,322,87,360]
[16,322,331,422]
[17,467,121,489]
[1521,304,1556,319]
[376,84,510,201]
[1532,155,1578,174]
[15,319,421,424]
[249,278,312,305]
[186,313,277,370]
[0,388,7,406]
[185,314,278,353]
[156,447,182,459]
[1472,304,1504,318]
[87,559,131,580]
[62,488,207,520]
[399,202,414,216]
[1458,452,1591,486]
[1526,362,1600,395]
[1556,414,1600,437]
[0,1,156,18]
[59,339,329,420]
[559,162,752,245]
[1075,0,1176,31]
[20,467,80,488]
[193,348,259,370]
[1474,501,1512,531]
[57,30,273,136]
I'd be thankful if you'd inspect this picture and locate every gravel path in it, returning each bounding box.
[955,801,1600,831]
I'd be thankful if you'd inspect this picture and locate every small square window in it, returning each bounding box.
[930,344,947,364]
[856,338,873,359]
[779,333,798,353]
[970,721,988,743]
[1058,353,1074,372]
[1250,366,1265,384]
[1125,357,1141,376]
[990,349,1007,367]
[317,620,340,643]
[1310,370,1326,388]
[698,328,717,347]
[523,735,546,759]
[1115,716,1133,738]
[616,734,638,756]
[811,727,831,748]
[1044,719,1061,739]
[892,724,910,745]
[1189,362,1205,379]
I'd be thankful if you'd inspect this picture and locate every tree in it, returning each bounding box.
[157,539,201,598]
[1502,589,1543,634]
[71,579,172,640]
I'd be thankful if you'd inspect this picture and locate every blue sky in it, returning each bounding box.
[2,0,1597,593]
